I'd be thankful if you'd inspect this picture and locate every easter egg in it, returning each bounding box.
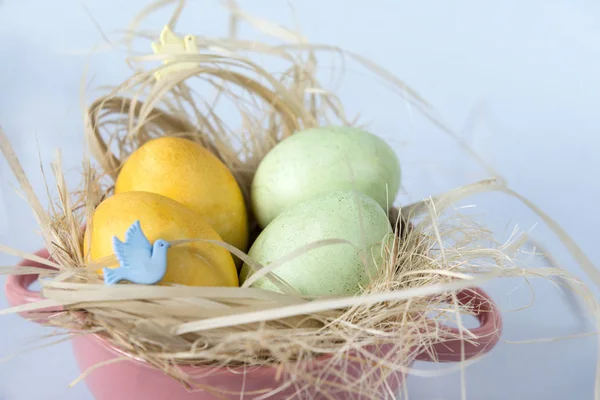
[115,136,249,253]
[251,126,401,228]
[84,191,238,287]
[239,190,392,296]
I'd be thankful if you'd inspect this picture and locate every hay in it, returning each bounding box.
[1,1,600,399]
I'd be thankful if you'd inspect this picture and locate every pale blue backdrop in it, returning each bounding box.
[1,1,599,399]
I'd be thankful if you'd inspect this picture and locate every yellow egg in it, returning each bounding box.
[84,191,238,287]
[114,136,249,253]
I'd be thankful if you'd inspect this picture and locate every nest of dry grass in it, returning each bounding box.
[2,1,600,399]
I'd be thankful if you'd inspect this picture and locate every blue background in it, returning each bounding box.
[1,1,599,398]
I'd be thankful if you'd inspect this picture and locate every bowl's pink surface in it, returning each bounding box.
[72,333,412,400]
[6,249,502,400]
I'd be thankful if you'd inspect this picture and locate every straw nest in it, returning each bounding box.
[2,1,600,399]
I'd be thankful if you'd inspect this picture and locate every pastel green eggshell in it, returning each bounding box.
[240,190,392,296]
[251,126,401,228]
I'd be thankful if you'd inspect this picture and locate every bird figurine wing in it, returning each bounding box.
[112,220,152,269]
[151,25,199,80]
[151,25,185,55]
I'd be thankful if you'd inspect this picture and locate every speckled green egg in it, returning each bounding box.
[240,190,393,296]
[251,126,401,228]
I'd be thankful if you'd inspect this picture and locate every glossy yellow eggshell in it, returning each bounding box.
[114,136,249,253]
[84,191,238,287]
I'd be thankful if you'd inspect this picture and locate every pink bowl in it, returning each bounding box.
[6,249,502,399]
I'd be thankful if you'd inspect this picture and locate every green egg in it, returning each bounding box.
[240,190,393,296]
[251,125,401,228]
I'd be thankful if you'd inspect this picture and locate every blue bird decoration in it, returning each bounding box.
[103,220,171,285]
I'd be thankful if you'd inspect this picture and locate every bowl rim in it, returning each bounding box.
[6,247,502,373]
